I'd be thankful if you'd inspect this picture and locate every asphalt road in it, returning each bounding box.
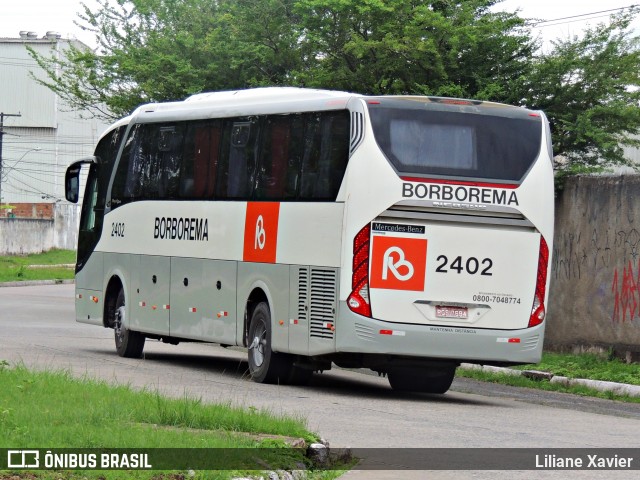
[1,284,639,479]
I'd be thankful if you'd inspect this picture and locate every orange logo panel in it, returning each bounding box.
[370,236,427,291]
[243,202,280,263]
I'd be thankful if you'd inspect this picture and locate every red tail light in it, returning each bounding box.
[528,236,549,328]
[347,224,372,317]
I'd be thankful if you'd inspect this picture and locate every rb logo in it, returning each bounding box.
[370,236,427,291]
[243,203,280,263]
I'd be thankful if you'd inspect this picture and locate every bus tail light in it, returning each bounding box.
[347,224,372,317]
[528,236,549,328]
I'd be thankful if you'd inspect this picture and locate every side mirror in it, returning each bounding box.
[65,165,81,203]
[65,157,97,203]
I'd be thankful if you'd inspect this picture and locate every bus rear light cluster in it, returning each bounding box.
[528,236,549,328]
[347,224,372,317]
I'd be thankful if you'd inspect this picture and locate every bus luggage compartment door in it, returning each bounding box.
[368,221,540,330]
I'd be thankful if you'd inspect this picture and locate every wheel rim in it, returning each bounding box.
[249,319,267,368]
[114,305,126,346]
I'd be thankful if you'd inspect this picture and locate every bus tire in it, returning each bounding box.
[113,288,145,358]
[388,366,456,394]
[287,361,313,386]
[247,302,291,384]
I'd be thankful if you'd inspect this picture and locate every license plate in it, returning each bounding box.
[436,305,468,319]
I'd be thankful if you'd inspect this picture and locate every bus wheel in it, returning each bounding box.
[247,302,291,383]
[388,366,456,394]
[287,360,313,386]
[113,288,145,358]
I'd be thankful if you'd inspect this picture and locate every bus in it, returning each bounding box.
[65,87,554,394]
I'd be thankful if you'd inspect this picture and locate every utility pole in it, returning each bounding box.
[0,112,22,206]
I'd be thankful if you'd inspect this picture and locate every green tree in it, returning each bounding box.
[27,0,640,170]
[29,0,302,118]
[511,9,640,168]
[294,0,535,98]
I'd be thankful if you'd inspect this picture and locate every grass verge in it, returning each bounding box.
[514,352,640,386]
[0,362,345,479]
[0,249,76,283]
[457,352,640,403]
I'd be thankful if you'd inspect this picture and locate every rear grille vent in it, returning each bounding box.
[309,268,337,339]
[297,267,309,324]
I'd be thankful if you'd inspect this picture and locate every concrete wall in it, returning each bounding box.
[0,218,54,254]
[548,174,640,357]
[0,203,79,254]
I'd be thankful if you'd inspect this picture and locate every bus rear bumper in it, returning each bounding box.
[335,302,545,365]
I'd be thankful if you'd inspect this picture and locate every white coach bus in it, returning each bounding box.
[65,87,554,394]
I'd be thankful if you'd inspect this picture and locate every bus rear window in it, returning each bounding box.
[368,102,542,182]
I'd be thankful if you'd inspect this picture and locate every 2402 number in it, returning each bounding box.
[435,255,493,276]
[111,222,125,238]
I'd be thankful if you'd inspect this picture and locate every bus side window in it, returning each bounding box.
[91,125,124,220]
[217,119,257,199]
[325,112,350,196]
[181,121,221,199]
[111,124,143,206]
[255,115,303,201]
[229,121,253,198]
[299,111,349,200]
[158,125,184,199]
[299,114,321,200]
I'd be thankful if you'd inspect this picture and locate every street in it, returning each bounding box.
[1,284,639,479]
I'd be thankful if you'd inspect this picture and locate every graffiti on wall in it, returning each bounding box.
[553,225,640,323]
[553,228,640,279]
[611,259,640,323]
[552,229,618,280]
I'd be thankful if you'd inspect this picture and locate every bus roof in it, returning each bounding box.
[100,88,539,139]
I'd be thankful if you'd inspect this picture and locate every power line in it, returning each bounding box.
[527,5,639,27]
[0,111,22,204]
[5,176,62,201]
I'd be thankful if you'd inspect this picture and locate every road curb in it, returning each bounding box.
[459,363,640,397]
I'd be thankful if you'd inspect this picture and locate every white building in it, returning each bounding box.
[0,31,109,252]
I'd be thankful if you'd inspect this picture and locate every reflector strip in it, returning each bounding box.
[217,311,228,318]
[379,329,406,336]
[188,307,197,313]
[163,305,170,310]
[139,301,146,307]
[290,319,299,325]
[76,294,82,299]
[497,337,521,343]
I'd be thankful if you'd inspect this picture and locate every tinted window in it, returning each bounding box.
[180,121,222,199]
[368,100,542,182]
[110,110,350,205]
[77,126,125,271]
[111,123,185,206]
[83,125,125,229]
[255,115,304,200]
[299,111,350,200]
